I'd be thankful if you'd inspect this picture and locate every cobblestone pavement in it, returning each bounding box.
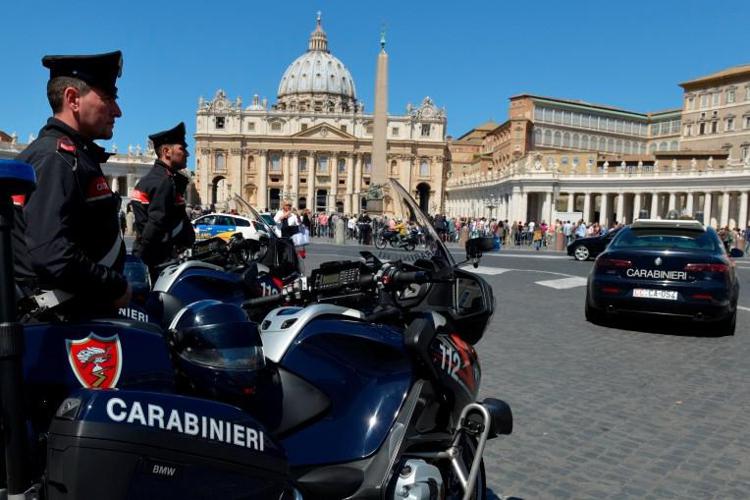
[306,242,750,499]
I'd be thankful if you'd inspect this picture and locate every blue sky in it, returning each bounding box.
[2,0,749,163]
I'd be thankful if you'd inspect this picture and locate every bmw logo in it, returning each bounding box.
[654,257,662,266]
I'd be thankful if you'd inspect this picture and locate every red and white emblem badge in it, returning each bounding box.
[66,333,123,389]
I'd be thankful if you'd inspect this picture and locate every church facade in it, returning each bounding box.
[194,15,449,215]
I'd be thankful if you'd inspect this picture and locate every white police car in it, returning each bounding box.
[586,219,742,335]
[192,213,265,241]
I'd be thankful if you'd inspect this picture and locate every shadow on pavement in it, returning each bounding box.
[591,315,732,337]
[488,489,523,500]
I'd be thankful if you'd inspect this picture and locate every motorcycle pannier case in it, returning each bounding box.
[45,389,289,500]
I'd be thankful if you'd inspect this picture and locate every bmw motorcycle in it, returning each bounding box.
[374,226,419,252]
[0,161,510,500]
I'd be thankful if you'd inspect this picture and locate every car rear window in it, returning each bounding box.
[233,217,250,227]
[609,227,722,252]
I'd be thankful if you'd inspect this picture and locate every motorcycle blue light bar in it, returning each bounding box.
[0,159,36,194]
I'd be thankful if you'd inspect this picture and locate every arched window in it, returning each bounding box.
[659,141,668,151]
[299,157,307,172]
[563,132,571,147]
[390,160,398,175]
[582,135,589,149]
[553,131,562,147]
[544,129,552,145]
[670,141,678,151]
[420,159,430,177]
[215,152,226,172]
[616,139,623,153]
[639,143,646,154]
[534,128,542,145]
[649,143,657,153]
[625,141,632,154]
[338,158,346,174]
[573,133,580,149]
[607,138,615,152]
[317,155,328,173]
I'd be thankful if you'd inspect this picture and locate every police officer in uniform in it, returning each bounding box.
[14,51,131,319]
[131,122,195,279]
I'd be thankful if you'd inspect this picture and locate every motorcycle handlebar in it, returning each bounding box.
[243,293,286,308]
[389,270,430,285]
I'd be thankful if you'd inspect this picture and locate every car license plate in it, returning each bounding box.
[632,289,678,300]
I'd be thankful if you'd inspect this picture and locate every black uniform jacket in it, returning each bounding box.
[13,118,127,303]
[131,161,194,266]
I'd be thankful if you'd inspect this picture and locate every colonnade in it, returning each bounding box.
[446,188,750,229]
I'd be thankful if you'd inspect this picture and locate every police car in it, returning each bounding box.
[585,219,743,335]
[192,213,265,241]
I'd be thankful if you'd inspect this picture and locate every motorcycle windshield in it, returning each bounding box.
[232,194,278,239]
[386,179,456,267]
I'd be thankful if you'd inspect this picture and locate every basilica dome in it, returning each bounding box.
[276,14,358,112]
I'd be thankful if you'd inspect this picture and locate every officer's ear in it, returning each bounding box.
[62,86,83,113]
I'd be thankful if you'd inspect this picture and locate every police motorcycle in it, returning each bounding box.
[124,199,302,326]
[1,160,510,500]
[236,179,512,499]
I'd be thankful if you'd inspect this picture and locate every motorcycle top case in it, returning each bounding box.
[46,389,289,500]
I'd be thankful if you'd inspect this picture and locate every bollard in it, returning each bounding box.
[334,217,345,244]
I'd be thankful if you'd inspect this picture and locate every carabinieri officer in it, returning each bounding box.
[14,51,131,319]
[131,122,194,278]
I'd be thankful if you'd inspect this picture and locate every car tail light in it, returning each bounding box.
[684,263,728,273]
[600,286,620,294]
[691,293,713,301]
[596,258,632,270]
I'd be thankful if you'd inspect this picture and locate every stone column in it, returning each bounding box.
[703,192,712,227]
[543,192,552,223]
[520,191,528,222]
[720,192,730,227]
[258,150,268,211]
[345,154,355,214]
[111,176,119,194]
[599,193,608,225]
[567,192,575,212]
[281,152,290,194]
[353,154,362,213]
[633,193,642,221]
[650,192,659,219]
[583,193,592,223]
[685,191,694,216]
[330,155,340,212]
[307,152,316,212]
[668,192,677,212]
[616,193,625,224]
[290,152,299,207]
[739,191,749,230]
[511,187,520,222]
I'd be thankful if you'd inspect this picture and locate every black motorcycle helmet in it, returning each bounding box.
[168,300,268,402]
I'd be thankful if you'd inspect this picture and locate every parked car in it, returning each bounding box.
[568,228,621,261]
[586,219,742,334]
[192,213,266,241]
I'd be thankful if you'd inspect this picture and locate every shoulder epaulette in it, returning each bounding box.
[57,137,77,154]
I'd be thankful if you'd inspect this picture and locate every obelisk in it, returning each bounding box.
[369,29,388,213]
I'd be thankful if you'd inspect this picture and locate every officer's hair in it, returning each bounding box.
[155,144,171,159]
[47,77,91,113]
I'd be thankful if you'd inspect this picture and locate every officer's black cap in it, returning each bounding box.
[42,50,123,97]
[149,122,187,150]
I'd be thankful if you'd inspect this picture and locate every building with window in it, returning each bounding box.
[445,64,750,229]
[195,14,449,215]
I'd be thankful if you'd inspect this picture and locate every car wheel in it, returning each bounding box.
[574,245,590,261]
[715,309,736,336]
[585,293,606,325]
